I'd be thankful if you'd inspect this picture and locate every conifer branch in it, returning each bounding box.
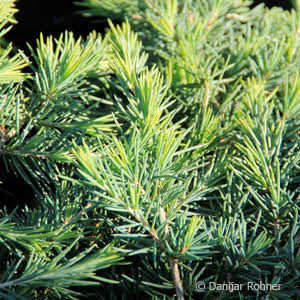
[0,0,299,298]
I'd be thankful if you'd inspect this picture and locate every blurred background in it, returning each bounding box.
[5,0,294,49]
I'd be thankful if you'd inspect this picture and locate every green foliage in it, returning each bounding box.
[0,0,299,299]
[74,0,140,20]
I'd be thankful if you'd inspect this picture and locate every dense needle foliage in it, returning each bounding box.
[0,0,299,299]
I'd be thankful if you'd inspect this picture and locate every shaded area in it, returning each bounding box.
[252,0,293,10]
[5,0,294,50]
[5,0,107,50]
[0,167,37,213]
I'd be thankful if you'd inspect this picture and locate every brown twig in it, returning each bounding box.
[0,118,27,149]
[207,10,219,31]
[204,81,210,107]
[169,257,185,300]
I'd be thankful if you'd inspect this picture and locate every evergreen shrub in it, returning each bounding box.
[0,0,299,299]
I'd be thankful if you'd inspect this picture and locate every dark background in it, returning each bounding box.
[5,0,294,49]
